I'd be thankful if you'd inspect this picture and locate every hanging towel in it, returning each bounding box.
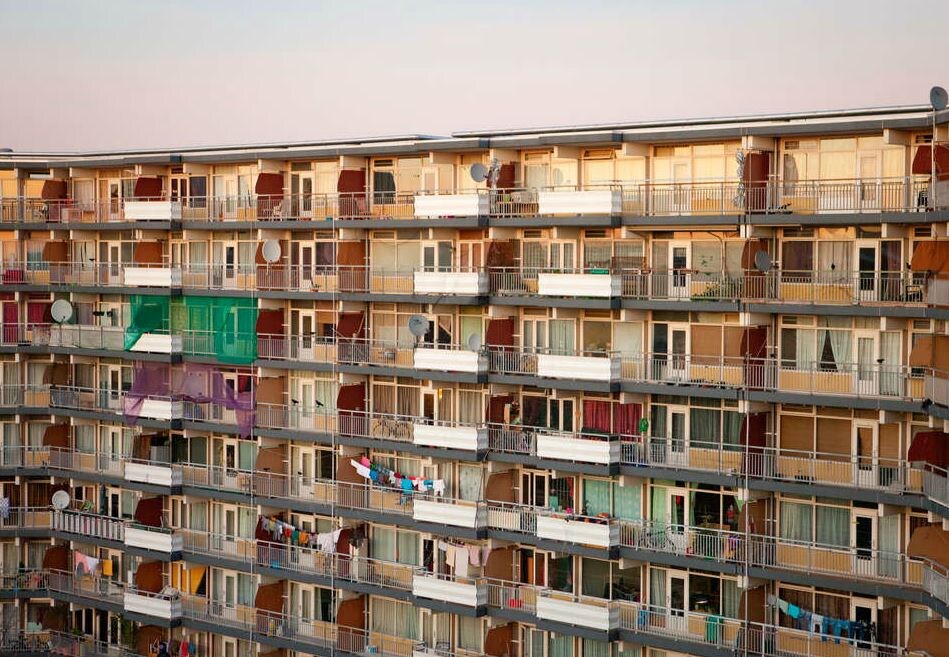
[432,480,445,496]
[796,610,812,631]
[787,603,801,619]
[777,599,791,615]
[468,545,481,566]
[179,640,189,657]
[437,541,449,552]
[453,546,469,578]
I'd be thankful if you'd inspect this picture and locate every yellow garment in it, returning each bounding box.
[101,560,113,576]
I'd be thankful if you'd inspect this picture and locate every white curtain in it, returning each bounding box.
[796,330,816,369]
[817,241,852,278]
[825,330,852,370]
[815,506,849,547]
[779,501,811,542]
[549,320,575,355]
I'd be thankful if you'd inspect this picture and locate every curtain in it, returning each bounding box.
[396,530,418,566]
[815,506,849,547]
[614,402,642,437]
[779,501,812,542]
[825,330,852,370]
[238,508,255,538]
[879,514,900,578]
[722,580,740,619]
[722,411,742,451]
[650,406,667,440]
[371,527,395,562]
[189,502,207,531]
[880,332,901,395]
[548,635,573,657]
[796,329,816,369]
[651,487,668,526]
[817,241,852,278]
[583,480,611,516]
[458,390,482,424]
[583,400,613,433]
[582,639,610,657]
[458,617,481,652]
[690,408,720,447]
[613,483,642,520]
[650,568,667,608]
[549,320,575,355]
[370,599,418,639]
[459,465,483,502]
[581,558,611,598]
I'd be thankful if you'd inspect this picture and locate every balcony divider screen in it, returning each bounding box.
[125,295,170,351]
[170,296,258,364]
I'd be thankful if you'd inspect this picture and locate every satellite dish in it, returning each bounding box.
[51,299,73,324]
[261,240,282,263]
[930,86,948,112]
[467,334,482,352]
[407,315,429,338]
[754,250,772,273]
[469,163,488,183]
[51,490,70,511]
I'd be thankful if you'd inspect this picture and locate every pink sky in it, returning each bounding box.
[2,0,948,151]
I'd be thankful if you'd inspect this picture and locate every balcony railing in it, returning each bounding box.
[0,262,179,288]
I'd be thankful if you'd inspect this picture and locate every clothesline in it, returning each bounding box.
[258,516,341,553]
[350,456,445,496]
[768,595,875,644]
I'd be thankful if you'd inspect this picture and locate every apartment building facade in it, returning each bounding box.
[0,103,946,657]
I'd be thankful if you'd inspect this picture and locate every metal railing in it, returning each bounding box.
[0,261,177,287]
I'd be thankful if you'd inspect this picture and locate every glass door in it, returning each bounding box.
[852,421,878,488]
[291,172,315,218]
[666,570,688,633]
[668,405,689,466]
[671,161,692,214]
[666,489,689,552]
[669,324,689,381]
[852,511,877,579]
[855,240,879,301]
[668,242,691,299]
[857,153,881,211]
[850,597,877,651]
[854,331,879,396]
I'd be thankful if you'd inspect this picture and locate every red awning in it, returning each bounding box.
[42,424,69,448]
[337,170,365,193]
[486,318,515,347]
[40,180,67,200]
[134,561,163,593]
[908,430,949,469]
[336,382,366,412]
[133,177,163,199]
[335,312,364,339]
[256,309,285,336]
[255,172,284,195]
[42,545,68,571]
[254,582,285,613]
[912,144,949,181]
[133,497,164,528]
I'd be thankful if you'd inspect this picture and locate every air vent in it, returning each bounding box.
[914,226,933,237]
[523,229,544,239]
[585,229,608,238]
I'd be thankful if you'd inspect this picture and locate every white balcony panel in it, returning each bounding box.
[537,273,620,298]
[536,354,619,382]
[123,592,181,620]
[413,271,488,295]
[124,267,181,287]
[129,333,181,354]
[125,462,182,487]
[414,348,485,374]
[413,499,483,528]
[125,526,182,553]
[412,423,487,451]
[137,399,181,421]
[536,595,617,631]
[412,574,485,607]
[537,515,618,548]
[123,201,182,221]
[536,433,620,465]
[538,190,622,216]
[413,193,487,218]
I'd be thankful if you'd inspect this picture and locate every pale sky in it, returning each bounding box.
[2,0,948,151]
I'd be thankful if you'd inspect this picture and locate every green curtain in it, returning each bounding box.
[651,486,668,527]
[613,483,642,521]
[124,296,170,350]
[170,296,258,364]
[583,480,611,516]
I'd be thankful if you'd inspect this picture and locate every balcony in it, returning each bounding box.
[412,571,486,607]
[123,200,182,221]
[489,424,622,465]
[45,385,180,421]
[123,588,181,620]
[124,459,182,487]
[412,269,488,295]
[413,191,489,218]
[536,513,619,548]
[413,345,487,374]
[413,498,485,529]
[51,509,125,542]
[537,589,619,631]
[3,262,179,289]
[124,524,182,553]
[412,419,487,451]
[537,270,622,298]
[538,188,623,216]
[489,347,621,382]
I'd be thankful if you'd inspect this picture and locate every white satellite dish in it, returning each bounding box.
[51,490,70,511]
[931,86,948,112]
[261,240,282,263]
[467,334,482,352]
[470,163,488,183]
[407,315,429,338]
[51,299,73,324]
[754,250,772,273]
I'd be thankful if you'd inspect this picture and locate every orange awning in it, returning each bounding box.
[255,172,283,195]
[910,241,949,272]
[907,524,949,568]
[335,312,364,339]
[909,335,949,370]
[254,582,285,613]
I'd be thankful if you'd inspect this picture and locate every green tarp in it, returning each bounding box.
[125,296,170,350]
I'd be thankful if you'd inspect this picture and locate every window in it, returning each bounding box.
[457,616,482,652]
[458,465,483,502]
[370,526,419,565]
[370,598,418,640]
[237,574,254,606]
[779,501,812,542]
[815,505,849,547]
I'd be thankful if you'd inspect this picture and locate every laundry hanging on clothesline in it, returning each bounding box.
[349,456,445,496]
[258,516,341,553]
[767,595,876,644]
